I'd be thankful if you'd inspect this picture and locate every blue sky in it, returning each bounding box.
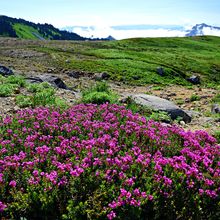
[1,0,220,28]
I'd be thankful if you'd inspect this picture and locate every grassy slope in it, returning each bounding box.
[13,23,44,40]
[36,36,220,85]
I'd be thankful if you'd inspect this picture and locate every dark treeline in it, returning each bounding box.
[0,15,86,40]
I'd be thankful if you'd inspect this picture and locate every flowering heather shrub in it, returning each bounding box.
[0,104,219,219]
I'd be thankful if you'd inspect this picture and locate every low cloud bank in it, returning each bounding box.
[70,26,186,39]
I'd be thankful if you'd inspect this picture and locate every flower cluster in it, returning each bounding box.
[0,104,219,219]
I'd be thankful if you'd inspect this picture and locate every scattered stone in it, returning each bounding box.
[131,94,192,123]
[47,68,55,73]
[39,75,68,89]
[156,67,165,76]
[65,59,70,63]
[132,75,140,80]
[179,121,186,126]
[211,104,220,114]
[93,72,110,81]
[25,77,43,84]
[167,93,177,97]
[185,98,190,103]
[0,65,14,76]
[187,75,200,84]
[67,71,80,79]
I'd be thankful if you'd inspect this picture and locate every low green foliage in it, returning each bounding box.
[148,111,171,122]
[190,94,201,102]
[6,75,26,87]
[15,95,32,108]
[175,98,185,105]
[16,87,67,109]
[27,82,51,93]
[82,82,118,104]
[0,75,25,97]
[31,88,56,106]
[0,84,15,97]
[214,130,220,143]
[212,93,220,104]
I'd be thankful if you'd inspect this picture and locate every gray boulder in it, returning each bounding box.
[187,75,200,84]
[211,104,220,114]
[39,75,68,89]
[25,75,68,89]
[156,67,165,76]
[0,65,14,76]
[132,94,192,123]
[93,72,110,81]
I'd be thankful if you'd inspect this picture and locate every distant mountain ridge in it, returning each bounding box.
[0,15,87,40]
[186,23,220,36]
[63,23,220,39]
[0,15,114,41]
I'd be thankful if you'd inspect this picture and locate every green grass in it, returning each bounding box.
[212,93,220,104]
[13,23,45,40]
[81,82,118,104]
[190,94,201,102]
[35,36,220,86]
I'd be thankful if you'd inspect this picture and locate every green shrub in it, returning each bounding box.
[82,91,117,104]
[190,94,201,102]
[148,111,171,122]
[214,130,220,143]
[82,82,118,104]
[27,82,52,93]
[0,84,14,97]
[16,95,32,108]
[55,97,68,109]
[31,88,56,107]
[175,98,184,105]
[212,93,220,103]
[6,75,26,87]
[0,75,6,84]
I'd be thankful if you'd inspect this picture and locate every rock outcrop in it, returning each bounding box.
[25,74,68,89]
[0,65,13,76]
[131,94,192,123]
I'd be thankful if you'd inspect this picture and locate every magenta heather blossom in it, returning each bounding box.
[0,104,219,219]
[0,201,7,212]
[9,180,16,188]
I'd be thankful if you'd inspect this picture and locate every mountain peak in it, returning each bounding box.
[186,23,220,37]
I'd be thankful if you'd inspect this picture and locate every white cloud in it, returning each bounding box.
[71,26,187,40]
[202,27,220,36]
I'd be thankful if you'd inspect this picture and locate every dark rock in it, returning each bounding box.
[39,75,68,89]
[187,75,200,84]
[25,77,43,84]
[167,93,177,97]
[132,94,192,123]
[132,75,140,80]
[47,68,56,73]
[185,98,190,103]
[93,72,110,81]
[156,67,165,76]
[211,104,220,114]
[67,71,80,79]
[26,75,68,89]
[0,65,14,76]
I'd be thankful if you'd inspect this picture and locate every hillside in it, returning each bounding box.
[1,35,219,86]
[0,15,86,40]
